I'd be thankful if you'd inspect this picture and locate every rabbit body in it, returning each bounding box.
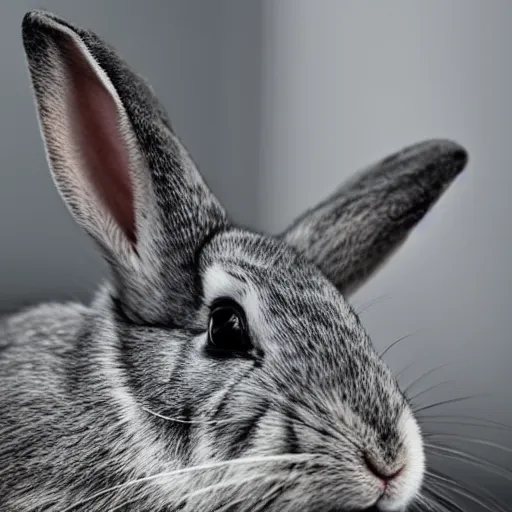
[0,10,469,512]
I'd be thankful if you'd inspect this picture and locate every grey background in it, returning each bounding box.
[1,0,510,509]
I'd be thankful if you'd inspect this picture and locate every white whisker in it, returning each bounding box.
[423,485,464,512]
[427,470,508,512]
[424,433,512,453]
[416,492,442,512]
[61,453,315,512]
[425,442,512,482]
[408,380,456,402]
[404,363,451,395]
[142,406,239,426]
[178,472,286,511]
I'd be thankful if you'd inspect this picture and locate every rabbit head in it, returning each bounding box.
[20,10,468,512]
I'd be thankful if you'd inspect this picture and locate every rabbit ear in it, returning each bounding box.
[21,10,228,322]
[282,140,468,297]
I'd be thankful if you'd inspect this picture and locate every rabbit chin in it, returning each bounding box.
[377,409,426,511]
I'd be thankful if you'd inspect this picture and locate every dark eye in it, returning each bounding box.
[207,298,253,358]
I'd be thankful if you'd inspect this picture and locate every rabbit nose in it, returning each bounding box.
[364,454,404,483]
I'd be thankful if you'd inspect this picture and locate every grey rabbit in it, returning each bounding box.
[0,10,469,512]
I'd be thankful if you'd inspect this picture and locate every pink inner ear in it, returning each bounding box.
[66,40,137,245]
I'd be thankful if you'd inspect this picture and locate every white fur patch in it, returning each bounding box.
[380,408,425,510]
[202,263,263,333]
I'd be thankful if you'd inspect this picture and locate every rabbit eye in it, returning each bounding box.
[207,298,253,358]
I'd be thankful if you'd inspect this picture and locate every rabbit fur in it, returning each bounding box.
[0,10,469,512]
